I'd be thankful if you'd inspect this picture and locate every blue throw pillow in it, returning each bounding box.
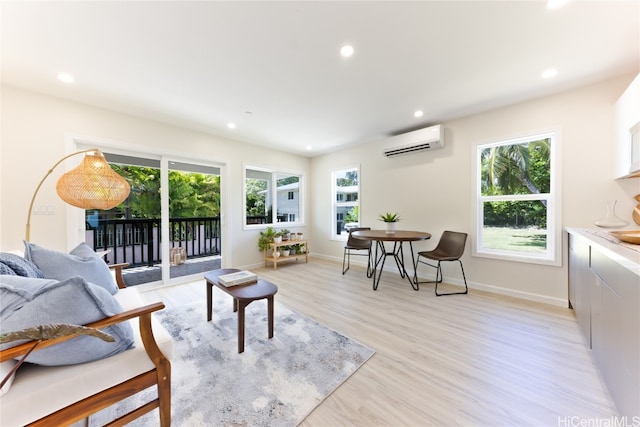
[24,242,118,295]
[0,252,44,278]
[0,277,58,317]
[0,276,134,366]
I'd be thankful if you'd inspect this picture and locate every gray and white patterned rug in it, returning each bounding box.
[91,290,374,426]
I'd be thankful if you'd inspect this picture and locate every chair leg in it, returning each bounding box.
[435,260,469,296]
[342,248,350,274]
[157,359,172,427]
[413,256,437,290]
[343,248,374,276]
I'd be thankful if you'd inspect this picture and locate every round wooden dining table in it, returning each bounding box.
[351,229,431,290]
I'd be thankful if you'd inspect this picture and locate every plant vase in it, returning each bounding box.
[379,213,401,234]
[385,222,397,234]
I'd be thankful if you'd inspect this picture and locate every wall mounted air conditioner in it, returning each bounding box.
[382,124,444,157]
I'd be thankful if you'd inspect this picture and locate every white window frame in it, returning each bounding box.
[471,130,562,266]
[331,166,360,240]
[243,164,304,229]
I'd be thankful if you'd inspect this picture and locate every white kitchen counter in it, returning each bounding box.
[565,227,640,277]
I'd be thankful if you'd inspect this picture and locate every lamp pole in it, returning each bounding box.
[25,149,96,242]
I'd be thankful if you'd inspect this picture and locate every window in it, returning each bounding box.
[244,166,303,227]
[473,131,560,265]
[332,167,360,239]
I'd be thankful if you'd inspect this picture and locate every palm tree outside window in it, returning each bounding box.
[473,131,561,265]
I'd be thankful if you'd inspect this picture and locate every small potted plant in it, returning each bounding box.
[281,245,291,256]
[378,212,401,234]
[258,226,277,252]
[280,228,291,241]
[273,232,283,243]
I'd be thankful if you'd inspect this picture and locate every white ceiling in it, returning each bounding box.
[2,1,638,157]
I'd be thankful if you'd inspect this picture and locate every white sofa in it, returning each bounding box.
[0,258,173,426]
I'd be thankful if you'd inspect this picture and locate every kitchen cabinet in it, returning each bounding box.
[567,228,640,417]
[590,247,639,417]
[568,233,592,346]
[614,73,640,178]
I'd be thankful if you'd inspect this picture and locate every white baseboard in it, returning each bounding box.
[303,254,569,308]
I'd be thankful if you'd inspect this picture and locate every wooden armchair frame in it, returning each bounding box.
[110,262,128,290]
[0,263,172,427]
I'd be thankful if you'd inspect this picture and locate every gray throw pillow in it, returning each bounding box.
[0,276,134,366]
[0,263,16,275]
[24,242,118,294]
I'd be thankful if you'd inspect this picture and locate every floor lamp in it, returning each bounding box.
[25,148,130,241]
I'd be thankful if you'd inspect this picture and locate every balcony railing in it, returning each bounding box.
[86,217,221,267]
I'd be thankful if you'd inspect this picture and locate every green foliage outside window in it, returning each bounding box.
[109,165,220,219]
[336,170,358,187]
[480,138,550,228]
[245,178,267,216]
[345,206,359,223]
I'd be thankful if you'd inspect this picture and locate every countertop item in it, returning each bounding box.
[609,230,640,245]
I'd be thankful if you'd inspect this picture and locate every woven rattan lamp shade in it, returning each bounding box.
[55,151,130,210]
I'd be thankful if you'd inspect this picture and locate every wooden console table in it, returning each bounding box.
[264,240,309,270]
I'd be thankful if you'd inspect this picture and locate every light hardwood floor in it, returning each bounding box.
[140,258,618,426]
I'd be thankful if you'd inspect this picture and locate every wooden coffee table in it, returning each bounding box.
[204,269,278,353]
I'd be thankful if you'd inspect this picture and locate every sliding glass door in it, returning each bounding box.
[84,150,222,286]
[166,160,221,281]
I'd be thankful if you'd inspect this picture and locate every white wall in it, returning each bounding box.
[3,75,638,305]
[0,85,311,269]
[311,74,640,306]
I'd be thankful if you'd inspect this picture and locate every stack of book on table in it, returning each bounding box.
[218,270,258,287]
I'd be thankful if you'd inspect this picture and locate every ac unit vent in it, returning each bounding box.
[383,124,443,157]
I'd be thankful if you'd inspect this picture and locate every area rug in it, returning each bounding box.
[90,290,374,427]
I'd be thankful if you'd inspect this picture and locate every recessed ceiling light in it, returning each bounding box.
[306,146,312,151]
[340,45,354,58]
[227,123,236,129]
[541,68,558,79]
[546,0,569,9]
[414,110,424,118]
[57,72,74,83]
